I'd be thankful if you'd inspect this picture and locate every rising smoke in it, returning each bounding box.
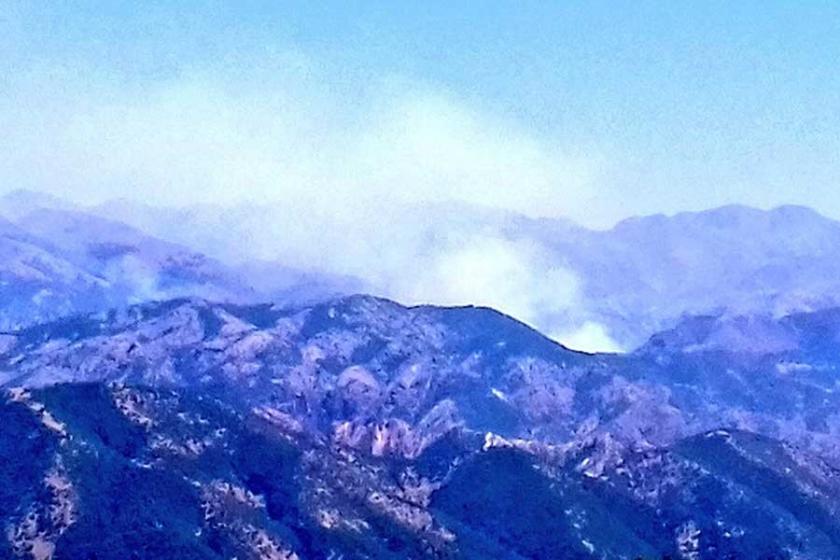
[1,55,622,351]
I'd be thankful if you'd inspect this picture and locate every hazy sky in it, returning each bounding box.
[2,1,840,227]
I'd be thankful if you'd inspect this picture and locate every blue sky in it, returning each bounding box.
[2,1,840,226]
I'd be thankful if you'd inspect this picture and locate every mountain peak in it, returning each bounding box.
[610,203,835,234]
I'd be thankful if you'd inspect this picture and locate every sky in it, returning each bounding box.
[2,1,840,228]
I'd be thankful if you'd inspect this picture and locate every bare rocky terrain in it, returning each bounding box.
[1,295,840,558]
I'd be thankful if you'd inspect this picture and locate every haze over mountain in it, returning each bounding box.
[0,191,359,331]
[4,190,837,352]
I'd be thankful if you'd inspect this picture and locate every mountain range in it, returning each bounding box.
[2,295,840,558]
[0,192,360,332]
[2,190,840,558]
[9,191,840,350]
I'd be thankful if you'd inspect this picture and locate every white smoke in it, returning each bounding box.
[1,60,598,217]
[386,235,577,323]
[551,321,624,354]
[382,235,623,352]
[0,55,624,351]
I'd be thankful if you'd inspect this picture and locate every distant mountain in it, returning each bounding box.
[14,208,260,302]
[0,211,248,330]
[0,213,113,330]
[85,196,840,350]
[0,194,362,330]
[542,204,840,348]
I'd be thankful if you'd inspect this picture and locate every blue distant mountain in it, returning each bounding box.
[0,192,361,330]
[88,196,840,349]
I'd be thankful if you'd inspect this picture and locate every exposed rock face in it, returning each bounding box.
[3,383,839,559]
[4,295,840,463]
[2,296,840,558]
[7,458,77,560]
[0,296,598,452]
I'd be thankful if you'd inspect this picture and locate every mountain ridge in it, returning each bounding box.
[8,188,840,350]
[1,291,840,557]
